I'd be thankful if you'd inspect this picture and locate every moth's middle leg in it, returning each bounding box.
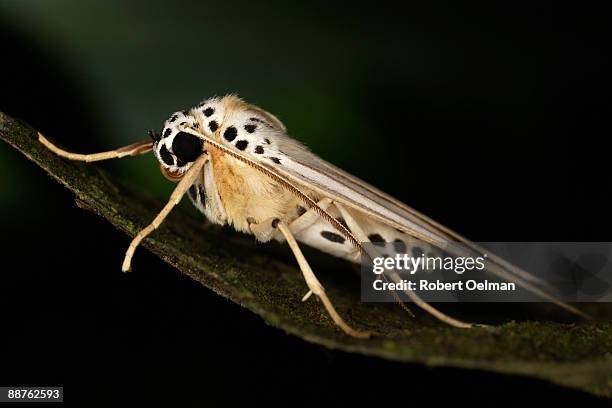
[249,214,372,338]
[248,197,334,301]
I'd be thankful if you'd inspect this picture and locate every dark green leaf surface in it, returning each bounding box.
[2,112,611,398]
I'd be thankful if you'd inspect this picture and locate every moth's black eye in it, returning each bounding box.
[172,132,203,163]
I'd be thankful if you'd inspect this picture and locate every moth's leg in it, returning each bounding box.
[249,198,334,299]
[248,217,280,242]
[248,198,333,242]
[334,202,474,329]
[275,220,372,339]
[121,154,208,272]
[38,132,153,162]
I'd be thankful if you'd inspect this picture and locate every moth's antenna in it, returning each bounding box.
[148,130,161,142]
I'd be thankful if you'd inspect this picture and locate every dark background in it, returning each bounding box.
[0,1,610,405]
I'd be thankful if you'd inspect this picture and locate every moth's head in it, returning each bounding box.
[150,110,205,181]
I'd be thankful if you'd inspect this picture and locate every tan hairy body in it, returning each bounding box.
[210,145,307,235]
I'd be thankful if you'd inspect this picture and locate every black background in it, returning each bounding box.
[0,2,610,405]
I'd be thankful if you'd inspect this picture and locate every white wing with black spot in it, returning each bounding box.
[208,104,558,289]
[208,103,453,243]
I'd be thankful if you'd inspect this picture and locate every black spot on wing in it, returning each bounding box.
[159,144,174,166]
[163,128,172,138]
[169,115,178,123]
[321,231,346,244]
[223,126,237,142]
[254,145,264,154]
[412,246,424,257]
[269,157,281,164]
[235,140,248,150]
[264,138,271,144]
[208,120,218,132]
[203,107,214,117]
[368,233,385,248]
[368,233,385,244]
[393,239,407,253]
[244,124,257,133]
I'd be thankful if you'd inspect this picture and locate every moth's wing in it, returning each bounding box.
[273,147,547,279]
[269,147,591,317]
[274,146,446,241]
[213,103,444,243]
[215,107,540,281]
[213,101,583,315]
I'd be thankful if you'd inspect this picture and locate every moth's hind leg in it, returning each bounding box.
[38,132,153,162]
[257,218,372,339]
[334,202,476,329]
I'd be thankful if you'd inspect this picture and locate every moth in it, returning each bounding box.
[38,94,586,338]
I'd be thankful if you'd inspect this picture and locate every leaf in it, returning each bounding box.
[1,111,611,398]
